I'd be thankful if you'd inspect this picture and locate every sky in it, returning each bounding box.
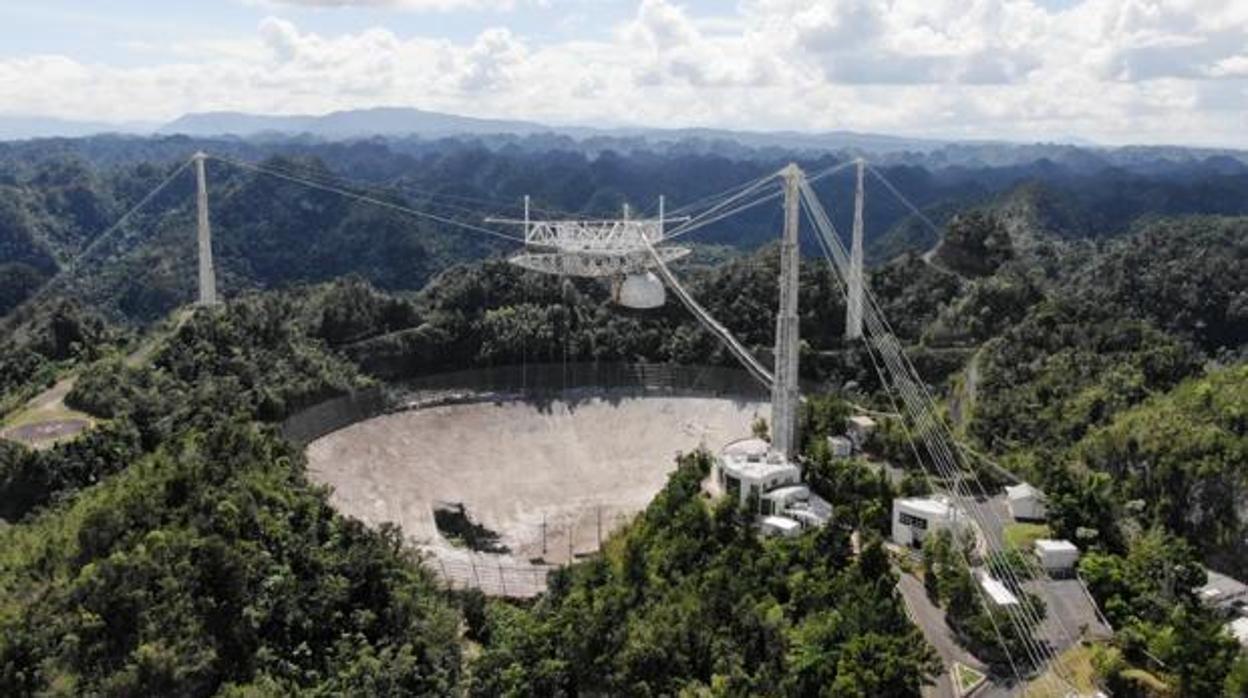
[0,0,1246,147]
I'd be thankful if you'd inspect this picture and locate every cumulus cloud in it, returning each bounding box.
[252,0,517,11]
[622,0,779,88]
[0,0,1246,147]
[458,28,526,92]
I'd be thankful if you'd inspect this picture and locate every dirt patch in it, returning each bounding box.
[0,418,92,449]
[306,394,766,566]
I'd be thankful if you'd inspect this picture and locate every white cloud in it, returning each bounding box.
[1,0,1246,147]
[458,28,526,92]
[250,0,518,11]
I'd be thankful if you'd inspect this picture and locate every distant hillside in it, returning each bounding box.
[159,107,550,140]
[1075,363,1248,576]
[157,106,977,155]
[0,115,153,141]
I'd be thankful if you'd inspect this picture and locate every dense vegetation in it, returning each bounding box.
[470,451,937,696]
[1,136,1246,696]
[0,300,125,415]
[1,287,943,696]
[4,133,1248,324]
[1079,531,1244,696]
[0,422,462,695]
[954,216,1248,694]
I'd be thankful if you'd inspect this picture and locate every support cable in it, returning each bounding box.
[2,157,195,327]
[810,245,1055,689]
[803,186,1061,648]
[211,153,585,221]
[664,175,781,240]
[641,236,774,388]
[806,201,1029,687]
[209,154,526,245]
[864,163,946,240]
[802,183,1080,691]
[664,159,859,242]
[666,170,781,218]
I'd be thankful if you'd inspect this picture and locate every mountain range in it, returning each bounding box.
[0,106,1012,155]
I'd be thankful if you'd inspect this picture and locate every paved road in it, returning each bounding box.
[897,573,1019,697]
[1030,578,1112,649]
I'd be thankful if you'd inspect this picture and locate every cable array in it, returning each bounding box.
[800,178,1080,695]
[208,154,527,244]
[640,236,775,388]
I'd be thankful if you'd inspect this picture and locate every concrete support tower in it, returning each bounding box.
[193,152,218,306]
[771,164,803,459]
[846,159,865,340]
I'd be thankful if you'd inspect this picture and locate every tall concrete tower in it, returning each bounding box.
[846,159,865,340]
[193,152,218,306]
[771,164,803,459]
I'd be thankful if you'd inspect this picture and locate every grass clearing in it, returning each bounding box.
[1003,521,1051,551]
[1023,643,1103,698]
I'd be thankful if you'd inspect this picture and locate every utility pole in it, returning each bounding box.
[846,159,865,340]
[193,152,218,306]
[771,164,802,460]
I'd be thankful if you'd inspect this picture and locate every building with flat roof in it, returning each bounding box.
[715,438,832,530]
[1230,617,1248,648]
[1198,568,1248,615]
[1005,482,1047,521]
[1035,539,1079,576]
[846,415,877,448]
[717,438,801,510]
[977,570,1020,607]
[760,515,802,538]
[891,495,967,548]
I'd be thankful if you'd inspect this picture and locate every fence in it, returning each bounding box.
[279,386,387,446]
[389,362,770,402]
[428,505,637,597]
[281,362,770,447]
[433,553,555,598]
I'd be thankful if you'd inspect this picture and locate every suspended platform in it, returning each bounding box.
[491,200,690,309]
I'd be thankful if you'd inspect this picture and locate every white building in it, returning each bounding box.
[763,485,812,515]
[1035,539,1079,576]
[1198,568,1248,614]
[846,415,877,449]
[716,438,832,529]
[891,495,967,548]
[760,515,802,538]
[1005,482,1047,521]
[717,438,801,512]
[1230,617,1248,649]
[977,570,1021,607]
[827,435,853,458]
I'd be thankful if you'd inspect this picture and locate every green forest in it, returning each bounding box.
[1,138,1246,696]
